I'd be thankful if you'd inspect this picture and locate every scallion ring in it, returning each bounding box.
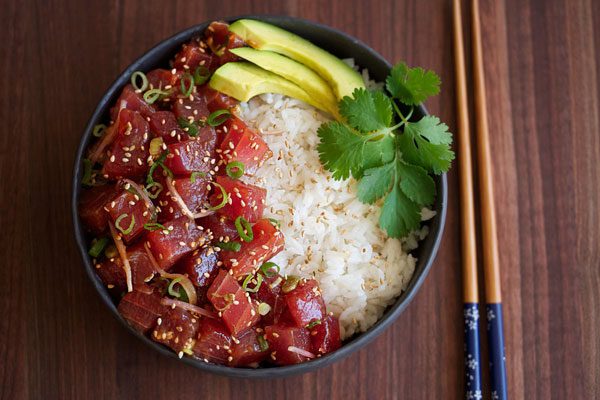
[242,273,263,293]
[234,216,253,242]
[88,237,109,258]
[207,109,231,127]
[193,66,210,85]
[225,161,244,180]
[93,124,107,138]
[131,71,148,92]
[143,88,170,104]
[81,158,93,186]
[216,241,241,252]
[267,218,281,229]
[257,334,269,351]
[177,117,199,137]
[145,181,163,199]
[208,182,229,211]
[190,171,206,183]
[147,151,172,185]
[282,275,301,293]
[167,277,189,302]
[115,213,135,235]
[306,320,322,329]
[144,222,166,231]
[259,262,280,278]
[180,72,195,97]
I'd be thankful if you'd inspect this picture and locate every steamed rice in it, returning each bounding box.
[239,77,432,339]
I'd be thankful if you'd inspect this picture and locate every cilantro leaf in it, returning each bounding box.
[386,63,441,105]
[357,162,395,204]
[317,121,371,180]
[379,183,422,238]
[357,135,396,178]
[339,88,393,132]
[398,118,455,174]
[398,161,436,205]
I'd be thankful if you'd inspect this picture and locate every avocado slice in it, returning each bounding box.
[230,47,339,116]
[209,62,333,114]
[229,19,365,100]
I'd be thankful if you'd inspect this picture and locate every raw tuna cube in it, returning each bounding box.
[284,279,326,328]
[96,242,156,291]
[192,318,232,364]
[220,117,272,174]
[106,185,154,243]
[148,111,188,144]
[155,173,211,223]
[229,328,269,367]
[264,325,313,366]
[110,84,155,122]
[204,21,245,65]
[151,307,200,353]
[78,184,117,234]
[163,136,217,176]
[94,257,127,293]
[102,109,151,180]
[210,176,266,223]
[146,69,182,102]
[118,288,167,334]
[173,42,219,72]
[207,269,259,336]
[251,274,286,325]
[200,86,239,112]
[145,216,209,270]
[173,95,210,123]
[175,246,219,303]
[198,213,239,243]
[310,315,341,355]
[221,219,284,278]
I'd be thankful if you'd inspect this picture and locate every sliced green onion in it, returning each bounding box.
[257,302,271,316]
[180,72,194,97]
[208,182,229,211]
[257,335,269,351]
[93,124,107,138]
[242,273,263,293]
[168,277,189,302]
[81,158,93,186]
[268,218,281,229]
[190,171,206,183]
[282,275,301,293]
[104,244,117,259]
[207,109,231,127]
[235,216,253,242]
[259,262,280,278]
[216,241,241,252]
[149,137,164,157]
[147,151,172,185]
[225,161,245,180]
[145,181,163,199]
[143,88,170,104]
[131,71,148,92]
[144,222,166,231]
[193,66,211,85]
[88,237,109,258]
[177,117,199,137]
[115,214,135,235]
[306,320,322,329]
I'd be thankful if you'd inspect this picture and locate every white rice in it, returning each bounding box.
[238,74,432,339]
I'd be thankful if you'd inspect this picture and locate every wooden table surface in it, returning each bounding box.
[2,0,599,398]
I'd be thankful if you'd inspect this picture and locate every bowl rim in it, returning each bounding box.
[71,14,447,378]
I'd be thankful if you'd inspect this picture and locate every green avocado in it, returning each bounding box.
[229,19,365,100]
[230,47,339,117]
[209,62,332,114]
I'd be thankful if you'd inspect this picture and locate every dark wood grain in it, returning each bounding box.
[1,0,598,398]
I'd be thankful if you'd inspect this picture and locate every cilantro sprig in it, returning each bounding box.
[317,62,454,238]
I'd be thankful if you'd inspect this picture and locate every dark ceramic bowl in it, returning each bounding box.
[71,15,447,378]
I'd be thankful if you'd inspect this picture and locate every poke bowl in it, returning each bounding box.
[71,15,448,378]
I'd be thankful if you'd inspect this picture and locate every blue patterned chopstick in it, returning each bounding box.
[487,303,507,400]
[464,303,482,400]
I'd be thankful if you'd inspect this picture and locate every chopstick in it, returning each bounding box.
[471,0,508,399]
[452,0,482,397]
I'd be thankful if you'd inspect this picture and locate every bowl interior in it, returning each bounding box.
[72,15,447,378]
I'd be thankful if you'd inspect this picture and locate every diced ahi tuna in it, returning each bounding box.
[200,86,239,112]
[151,307,200,353]
[204,21,245,65]
[220,219,284,278]
[102,109,151,180]
[148,111,188,144]
[173,95,210,123]
[264,325,313,365]
[210,176,266,223]
[95,257,127,293]
[95,242,156,292]
[106,185,154,243]
[192,318,232,364]
[251,274,286,325]
[78,184,117,234]
[284,279,326,328]
[163,136,217,176]
[145,216,209,270]
[146,69,182,102]
[174,246,219,303]
[118,288,167,334]
[156,173,211,223]
[310,315,341,355]
[173,41,219,72]
[229,328,269,366]
[220,117,272,174]
[207,269,259,336]
[198,213,239,244]
[110,84,155,122]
